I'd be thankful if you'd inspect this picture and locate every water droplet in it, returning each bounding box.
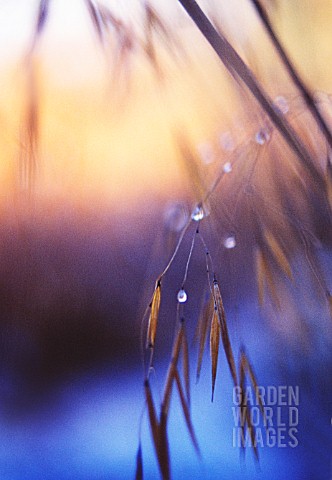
[191,204,207,221]
[224,235,236,249]
[177,289,187,303]
[219,131,235,151]
[197,142,214,164]
[274,96,289,115]
[255,128,270,145]
[223,162,232,173]
[164,202,188,232]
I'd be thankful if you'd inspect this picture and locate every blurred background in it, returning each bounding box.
[0,0,331,479]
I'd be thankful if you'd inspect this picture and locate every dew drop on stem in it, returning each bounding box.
[255,128,270,145]
[223,162,232,173]
[224,235,236,249]
[177,289,187,303]
[273,95,289,115]
[191,204,209,222]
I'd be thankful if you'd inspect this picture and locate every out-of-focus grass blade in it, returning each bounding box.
[135,442,143,480]
[85,0,104,43]
[182,324,191,406]
[213,280,238,386]
[255,247,265,307]
[326,159,332,211]
[255,247,280,309]
[264,229,293,280]
[176,133,208,203]
[242,349,265,421]
[35,0,50,39]
[195,294,214,382]
[162,322,184,415]
[178,0,323,187]
[144,379,159,457]
[174,369,200,455]
[158,411,171,480]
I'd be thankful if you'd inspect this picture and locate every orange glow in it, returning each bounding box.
[1,1,332,216]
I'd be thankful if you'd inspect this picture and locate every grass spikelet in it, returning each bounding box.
[240,347,265,422]
[239,355,258,460]
[195,294,214,382]
[263,229,293,280]
[95,4,135,85]
[144,2,174,49]
[210,307,220,402]
[213,279,238,386]
[142,3,163,77]
[146,279,161,349]
[135,442,143,480]
[238,349,262,461]
[174,369,200,455]
[246,368,264,421]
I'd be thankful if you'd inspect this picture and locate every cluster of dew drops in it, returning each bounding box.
[166,95,290,306]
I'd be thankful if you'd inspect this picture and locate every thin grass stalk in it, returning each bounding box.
[159,219,192,279]
[177,0,323,186]
[250,0,332,150]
